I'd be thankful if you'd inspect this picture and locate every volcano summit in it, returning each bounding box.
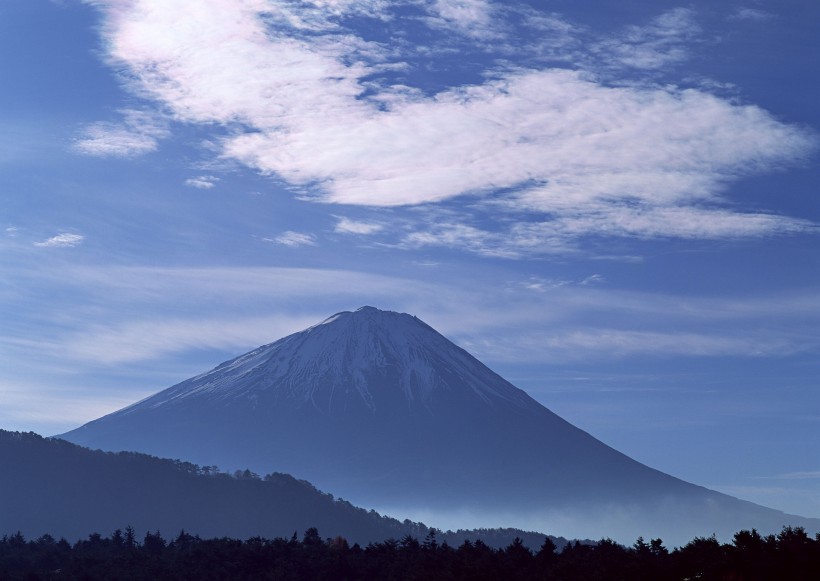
[60,307,817,544]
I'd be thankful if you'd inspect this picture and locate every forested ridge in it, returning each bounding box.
[0,431,556,549]
[1,525,819,580]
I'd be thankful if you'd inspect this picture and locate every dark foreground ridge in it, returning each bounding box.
[0,430,558,550]
[1,525,818,580]
[60,306,820,544]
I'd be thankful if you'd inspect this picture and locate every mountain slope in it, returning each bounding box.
[60,307,819,544]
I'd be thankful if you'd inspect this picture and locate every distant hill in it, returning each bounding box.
[60,307,820,545]
[0,430,557,549]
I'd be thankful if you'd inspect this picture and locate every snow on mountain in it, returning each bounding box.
[116,306,533,416]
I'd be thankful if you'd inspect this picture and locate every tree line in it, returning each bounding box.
[1,525,818,580]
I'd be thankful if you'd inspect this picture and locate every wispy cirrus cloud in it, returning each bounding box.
[730,8,775,22]
[519,274,604,293]
[73,109,168,157]
[42,315,319,365]
[10,264,820,366]
[185,175,220,189]
[461,328,807,364]
[757,471,820,481]
[592,7,701,71]
[266,231,317,247]
[402,222,532,258]
[334,216,384,235]
[400,205,814,258]
[82,1,817,254]
[426,0,503,40]
[33,233,85,248]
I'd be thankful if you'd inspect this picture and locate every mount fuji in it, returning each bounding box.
[60,307,818,544]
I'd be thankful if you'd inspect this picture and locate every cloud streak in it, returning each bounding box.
[73,109,168,157]
[8,264,820,367]
[334,216,384,235]
[426,0,503,40]
[33,233,85,248]
[185,175,220,189]
[400,205,815,258]
[758,471,820,481]
[268,231,318,247]
[592,8,700,71]
[460,328,808,364]
[50,315,319,365]
[730,8,775,22]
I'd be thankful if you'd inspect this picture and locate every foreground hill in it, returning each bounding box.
[0,430,554,549]
[60,307,819,544]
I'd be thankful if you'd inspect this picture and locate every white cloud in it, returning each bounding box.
[426,0,503,40]
[403,222,526,258]
[460,328,807,364]
[517,274,604,293]
[185,175,220,189]
[335,216,384,235]
[730,8,775,22]
[73,109,168,157]
[225,69,813,216]
[520,276,573,292]
[263,0,392,28]
[33,233,85,248]
[267,231,317,247]
[580,274,604,286]
[401,205,813,258]
[73,124,157,157]
[51,315,319,364]
[592,8,701,71]
[520,206,812,239]
[83,1,816,248]
[5,227,18,238]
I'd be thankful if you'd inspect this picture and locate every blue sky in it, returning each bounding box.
[2,0,819,519]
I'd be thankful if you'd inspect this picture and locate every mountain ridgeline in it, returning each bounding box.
[60,307,819,544]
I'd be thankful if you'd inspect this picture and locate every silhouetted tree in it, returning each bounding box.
[0,523,819,579]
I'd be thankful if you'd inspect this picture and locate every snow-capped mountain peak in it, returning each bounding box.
[116,306,533,416]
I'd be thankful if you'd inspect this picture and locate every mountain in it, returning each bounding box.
[0,430,559,549]
[60,306,819,545]
[0,430,406,544]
